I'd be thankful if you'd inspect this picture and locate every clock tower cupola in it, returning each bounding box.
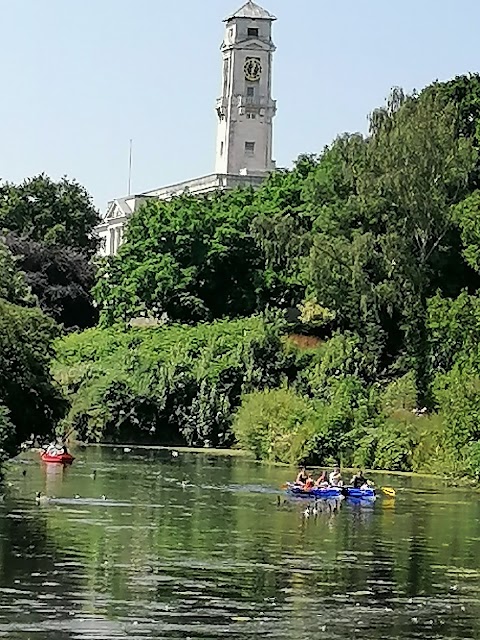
[215,1,277,175]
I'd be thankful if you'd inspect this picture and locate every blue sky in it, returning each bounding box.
[0,0,478,209]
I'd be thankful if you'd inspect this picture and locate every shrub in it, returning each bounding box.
[380,371,418,415]
[233,388,317,463]
[53,316,295,445]
[0,403,16,461]
[0,299,65,452]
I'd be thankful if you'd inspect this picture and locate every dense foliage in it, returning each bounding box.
[5,234,97,330]
[5,74,480,477]
[72,73,480,477]
[0,241,66,458]
[0,175,100,329]
[53,316,298,446]
[93,157,319,326]
[0,174,99,255]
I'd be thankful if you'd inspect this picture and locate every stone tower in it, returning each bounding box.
[215,1,277,176]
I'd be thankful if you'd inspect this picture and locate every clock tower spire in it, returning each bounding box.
[215,1,277,176]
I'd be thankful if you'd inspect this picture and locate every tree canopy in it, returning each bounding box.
[0,174,100,329]
[0,174,100,255]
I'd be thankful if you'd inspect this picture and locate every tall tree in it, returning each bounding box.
[94,189,265,325]
[367,88,475,399]
[0,242,66,455]
[251,154,319,308]
[0,175,100,329]
[5,234,98,330]
[0,174,100,256]
[304,88,477,398]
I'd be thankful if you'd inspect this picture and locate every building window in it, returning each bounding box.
[248,28,259,37]
[246,113,256,119]
[245,141,255,155]
[220,141,224,155]
[246,86,255,97]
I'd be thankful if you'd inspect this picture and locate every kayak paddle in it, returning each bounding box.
[381,486,396,497]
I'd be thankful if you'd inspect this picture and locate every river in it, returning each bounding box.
[0,446,479,639]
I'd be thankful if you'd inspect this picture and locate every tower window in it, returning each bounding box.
[220,141,224,155]
[247,86,255,98]
[245,141,255,155]
[248,28,259,37]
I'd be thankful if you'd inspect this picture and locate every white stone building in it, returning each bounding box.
[96,0,277,256]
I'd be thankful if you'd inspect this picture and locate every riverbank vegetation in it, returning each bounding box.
[0,243,66,458]
[6,74,480,477]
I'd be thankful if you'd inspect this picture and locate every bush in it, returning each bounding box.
[372,418,418,471]
[53,316,295,445]
[0,403,16,461]
[233,388,317,463]
[0,299,66,452]
[301,332,378,399]
[434,364,480,450]
[234,374,380,466]
[380,371,418,415]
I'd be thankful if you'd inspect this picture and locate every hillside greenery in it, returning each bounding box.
[52,315,298,446]
[8,73,480,477]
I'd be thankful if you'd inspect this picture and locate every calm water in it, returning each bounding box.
[0,447,480,639]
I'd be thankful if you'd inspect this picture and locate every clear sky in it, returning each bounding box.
[0,0,478,210]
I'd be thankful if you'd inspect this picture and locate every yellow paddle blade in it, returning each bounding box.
[381,486,396,498]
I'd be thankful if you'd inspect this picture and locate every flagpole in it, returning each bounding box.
[128,139,133,195]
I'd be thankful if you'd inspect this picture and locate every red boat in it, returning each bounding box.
[40,451,75,465]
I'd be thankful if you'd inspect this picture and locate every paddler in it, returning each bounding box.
[304,473,314,490]
[295,466,309,486]
[329,466,343,487]
[351,468,368,489]
[315,471,328,487]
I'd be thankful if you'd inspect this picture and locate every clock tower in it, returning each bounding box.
[215,1,277,176]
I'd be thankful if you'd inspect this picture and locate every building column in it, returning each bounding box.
[109,228,115,255]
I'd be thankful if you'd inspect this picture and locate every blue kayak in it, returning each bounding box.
[286,483,376,500]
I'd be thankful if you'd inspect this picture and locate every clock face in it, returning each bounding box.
[244,58,262,82]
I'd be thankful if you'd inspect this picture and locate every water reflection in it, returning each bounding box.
[0,447,478,638]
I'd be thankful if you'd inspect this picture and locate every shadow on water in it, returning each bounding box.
[0,447,479,639]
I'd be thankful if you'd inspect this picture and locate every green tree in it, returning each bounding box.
[0,238,36,306]
[305,88,477,400]
[0,175,100,329]
[251,155,319,308]
[423,73,480,189]
[0,174,100,255]
[0,299,66,454]
[94,189,265,325]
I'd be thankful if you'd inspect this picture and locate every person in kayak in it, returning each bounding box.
[46,440,66,456]
[315,471,328,487]
[304,474,315,490]
[46,443,59,456]
[329,466,343,487]
[351,468,368,489]
[295,467,309,485]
